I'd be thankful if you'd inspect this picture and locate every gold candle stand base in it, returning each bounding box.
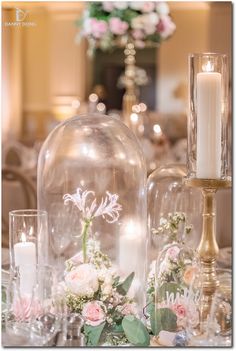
[185,177,231,317]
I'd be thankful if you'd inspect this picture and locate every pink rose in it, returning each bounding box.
[134,40,146,49]
[69,251,83,265]
[142,2,155,13]
[65,263,99,297]
[172,303,186,318]
[109,17,129,35]
[132,29,145,40]
[166,245,180,261]
[156,15,176,39]
[13,296,42,322]
[90,18,108,39]
[82,301,106,326]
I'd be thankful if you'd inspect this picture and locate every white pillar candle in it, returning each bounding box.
[14,234,36,295]
[196,63,222,179]
[118,220,142,276]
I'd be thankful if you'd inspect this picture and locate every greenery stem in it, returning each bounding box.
[82,219,91,263]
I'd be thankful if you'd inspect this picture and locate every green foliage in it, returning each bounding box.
[111,323,124,334]
[113,276,120,287]
[152,212,193,243]
[84,322,106,346]
[157,282,183,301]
[146,302,155,316]
[150,307,177,335]
[88,2,107,19]
[147,33,161,43]
[2,288,6,304]
[122,315,150,346]
[116,272,134,296]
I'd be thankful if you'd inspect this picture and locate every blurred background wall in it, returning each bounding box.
[2,1,232,143]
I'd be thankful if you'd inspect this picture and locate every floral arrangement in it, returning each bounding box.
[146,212,199,346]
[62,188,149,346]
[76,2,176,54]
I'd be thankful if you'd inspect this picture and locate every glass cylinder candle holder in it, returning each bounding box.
[9,210,49,294]
[187,53,230,180]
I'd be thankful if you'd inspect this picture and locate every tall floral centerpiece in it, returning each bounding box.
[76,2,176,126]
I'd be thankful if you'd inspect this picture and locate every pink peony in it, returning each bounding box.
[90,18,108,39]
[156,15,176,39]
[82,301,106,326]
[142,2,155,13]
[13,296,42,322]
[109,17,129,35]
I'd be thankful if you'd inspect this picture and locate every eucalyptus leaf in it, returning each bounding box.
[160,308,177,331]
[111,323,124,333]
[84,322,106,346]
[150,307,177,335]
[146,302,155,315]
[122,315,150,346]
[116,272,135,296]
[113,276,120,287]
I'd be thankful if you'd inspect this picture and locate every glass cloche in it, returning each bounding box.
[37,113,147,312]
[147,164,202,262]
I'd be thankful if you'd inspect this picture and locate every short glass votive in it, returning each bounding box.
[187,53,230,180]
[4,264,60,347]
[9,210,48,273]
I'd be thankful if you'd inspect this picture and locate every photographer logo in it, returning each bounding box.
[15,8,28,22]
[4,8,37,27]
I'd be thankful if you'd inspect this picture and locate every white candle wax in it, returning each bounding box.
[196,70,222,179]
[119,233,142,275]
[14,241,36,295]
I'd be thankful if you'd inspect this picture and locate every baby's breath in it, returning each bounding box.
[152,212,192,243]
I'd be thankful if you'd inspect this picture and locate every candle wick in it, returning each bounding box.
[203,61,214,72]
[21,232,27,243]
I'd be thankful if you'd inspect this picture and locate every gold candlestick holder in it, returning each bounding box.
[122,42,138,127]
[185,177,231,316]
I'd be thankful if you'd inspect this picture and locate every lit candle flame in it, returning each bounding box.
[21,232,27,242]
[153,124,162,135]
[203,60,214,72]
[130,113,139,124]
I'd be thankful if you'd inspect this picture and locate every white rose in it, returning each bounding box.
[101,283,113,296]
[114,1,128,10]
[144,13,159,34]
[131,15,144,30]
[129,2,145,10]
[65,263,99,297]
[156,2,170,15]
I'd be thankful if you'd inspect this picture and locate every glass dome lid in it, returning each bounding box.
[37,113,147,308]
